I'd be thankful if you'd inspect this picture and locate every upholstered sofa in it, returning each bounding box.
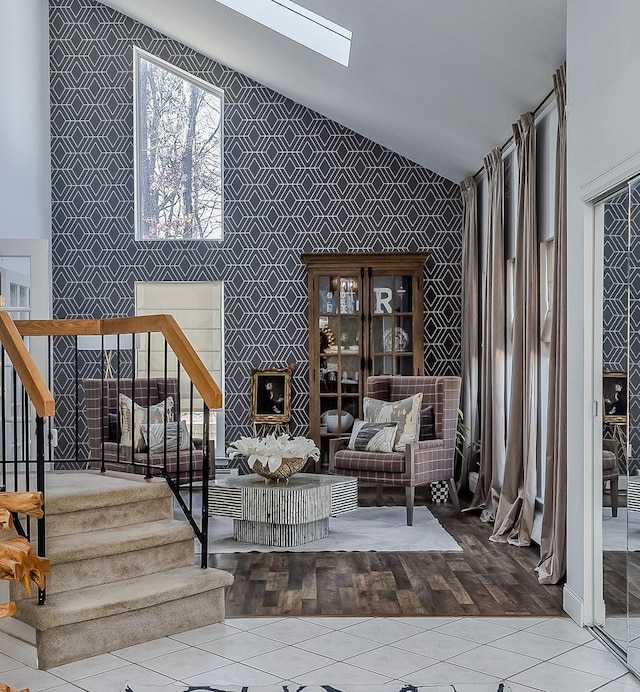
[82,377,207,481]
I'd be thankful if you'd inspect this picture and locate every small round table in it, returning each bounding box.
[208,473,358,547]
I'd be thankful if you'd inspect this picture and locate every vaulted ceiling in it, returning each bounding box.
[100,0,566,182]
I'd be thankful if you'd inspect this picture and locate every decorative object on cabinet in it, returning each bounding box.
[302,252,428,472]
[329,375,462,526]
[321,409,354,434]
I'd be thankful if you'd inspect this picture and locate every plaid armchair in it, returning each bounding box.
[82,378,207,482]
[329,375,462,525]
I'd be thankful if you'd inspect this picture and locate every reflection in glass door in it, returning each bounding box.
[597,177,640,669]
[599,185,630,655]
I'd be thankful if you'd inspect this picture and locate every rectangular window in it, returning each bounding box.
[134,49,224,240]
[135,281,225,457]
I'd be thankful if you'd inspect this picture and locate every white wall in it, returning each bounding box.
[565,0,640,625]
[0,0,51,240]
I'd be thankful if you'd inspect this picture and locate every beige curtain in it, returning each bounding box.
[491,113,538,546]
[536,65,567,583]
[459,176,479,491]
[470,149,506,520]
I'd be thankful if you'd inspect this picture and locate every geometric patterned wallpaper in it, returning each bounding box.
[49,0,462,463]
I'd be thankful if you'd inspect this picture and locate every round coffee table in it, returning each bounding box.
[208,473,358,547]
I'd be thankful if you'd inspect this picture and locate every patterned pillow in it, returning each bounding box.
[363,392,423,451]
[348,420,398,453]
[419,405,436,441]
[139,419,192,454]
[119,394,175,452]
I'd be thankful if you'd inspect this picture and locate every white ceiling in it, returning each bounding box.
[100,0,567,183]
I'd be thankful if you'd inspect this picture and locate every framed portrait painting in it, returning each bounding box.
[603,371,628,424]
[250,367,292,424]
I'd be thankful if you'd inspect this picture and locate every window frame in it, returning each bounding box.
[133,47,225,242]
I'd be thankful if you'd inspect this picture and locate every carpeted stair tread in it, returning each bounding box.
[44,473,171,515]
[16,565,234,630]
[45,519,195,563]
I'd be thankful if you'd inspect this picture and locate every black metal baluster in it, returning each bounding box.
[201,403,210,568]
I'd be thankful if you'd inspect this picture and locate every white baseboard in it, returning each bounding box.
[563,584,585,626]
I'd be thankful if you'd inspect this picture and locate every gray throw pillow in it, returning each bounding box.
[348,420,398,453]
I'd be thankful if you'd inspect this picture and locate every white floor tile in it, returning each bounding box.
[526,618,595,645]
[0,651,26,674]
[67,663,174,692]
[339,617,425,643]
[399,660,501,685]
[490,629,579,660]
[508,660,610,692]
[475,617,551,630]
[291,660,393,685]
[297,616,373,629]
[138,646,233,678]
[396,629,480,660]
[0,632,38,667]
[596,681,640,692]
[241,646,335,678]
[197,630,286,660]
[448,643,541,679]
[223,617,285,630]
[248,618,333,645]
[47,653,126,681]
[181,661,283,686]
[388,616,461,629]
[433,618,516,644]
[0,665,91,692]
[294,630,383,659]
[616,672,640,689]
[111,636,188,662]
[40,685,88,692]
[549,643,628,679]
[168,622,243,645]
[342,646,438,678]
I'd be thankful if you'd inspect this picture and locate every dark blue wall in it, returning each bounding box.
[49,0,463,463]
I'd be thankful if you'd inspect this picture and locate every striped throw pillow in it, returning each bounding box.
[348,420,398,453]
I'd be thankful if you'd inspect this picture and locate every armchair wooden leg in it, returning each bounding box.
[446,478,460,513]
[610,477,619,517]
[405,487,415,526]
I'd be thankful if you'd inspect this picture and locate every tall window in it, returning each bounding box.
[134,49,224,240]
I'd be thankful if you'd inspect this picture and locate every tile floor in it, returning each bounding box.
[0,616,639,692]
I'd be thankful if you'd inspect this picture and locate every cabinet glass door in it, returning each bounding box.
[318,274,361,438]
[370,274,415,376]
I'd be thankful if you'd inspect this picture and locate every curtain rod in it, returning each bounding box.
[470,86,555,182]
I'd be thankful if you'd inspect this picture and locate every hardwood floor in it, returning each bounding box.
[208,491,564,618]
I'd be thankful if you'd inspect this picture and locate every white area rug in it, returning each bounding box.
[207,505,461,553]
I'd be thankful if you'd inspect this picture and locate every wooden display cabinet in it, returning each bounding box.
[302,252,428,472]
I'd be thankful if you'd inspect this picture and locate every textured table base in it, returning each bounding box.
[233,517,329,546]
[210,473,358,546]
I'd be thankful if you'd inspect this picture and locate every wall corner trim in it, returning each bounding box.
[580,147,640,202]
[563,584,585,626]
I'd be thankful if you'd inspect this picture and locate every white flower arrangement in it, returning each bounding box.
[226,433,320,473]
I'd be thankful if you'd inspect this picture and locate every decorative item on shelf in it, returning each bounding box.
[227,434,320,482]
[383,326,409,352]
[320,325,336,353]
[321,409,354,433]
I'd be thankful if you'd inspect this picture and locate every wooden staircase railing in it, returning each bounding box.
[1,314,222,570]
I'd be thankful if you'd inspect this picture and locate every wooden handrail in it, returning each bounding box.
[0,313,55,418]
[14,315,222,410]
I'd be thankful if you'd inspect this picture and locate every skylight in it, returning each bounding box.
[215,0,352,66]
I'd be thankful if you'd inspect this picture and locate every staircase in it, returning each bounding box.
[6,471,233,670]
